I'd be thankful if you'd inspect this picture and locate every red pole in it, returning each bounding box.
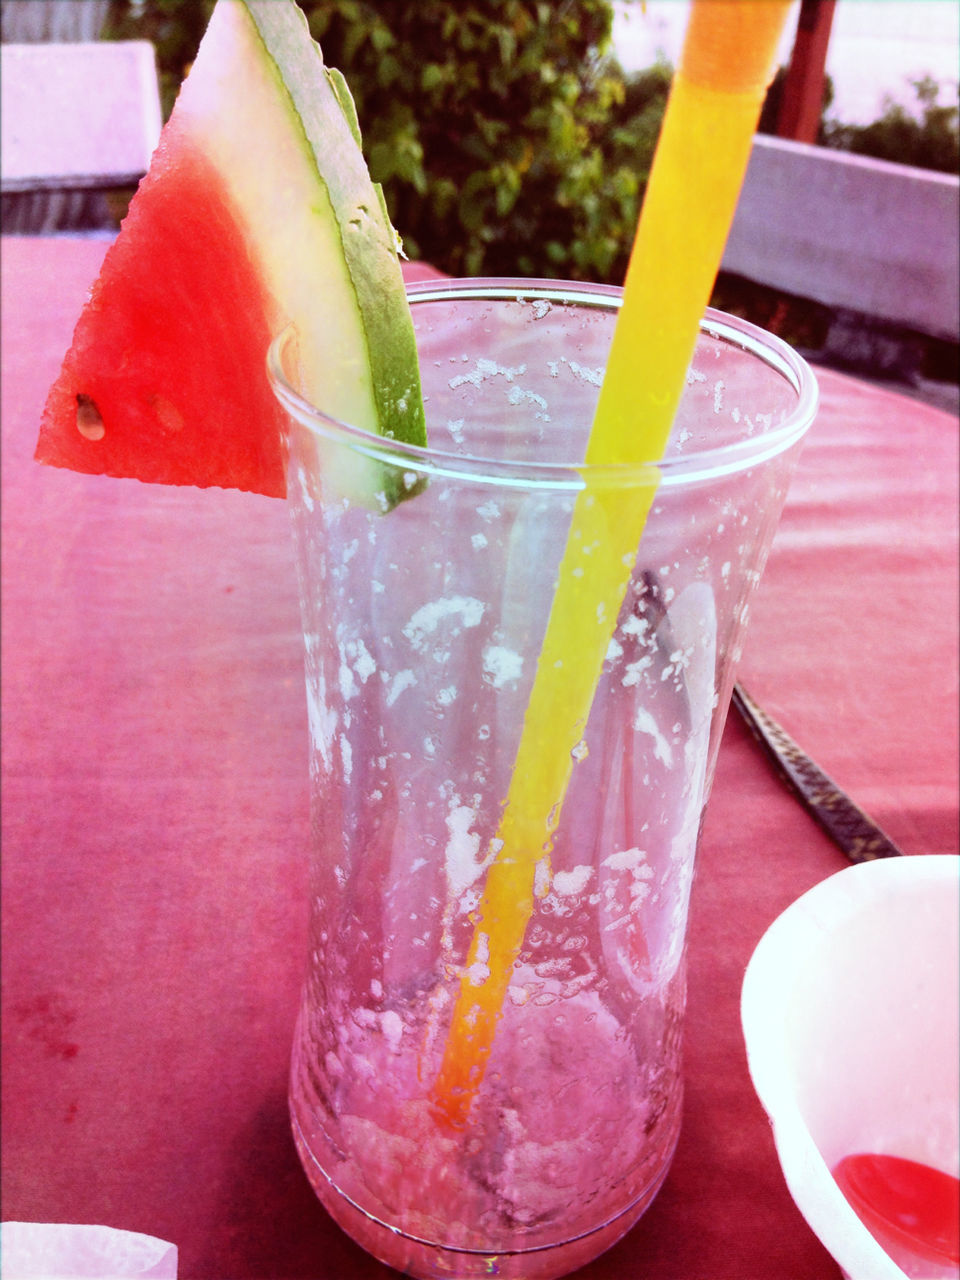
[776,0,836,143]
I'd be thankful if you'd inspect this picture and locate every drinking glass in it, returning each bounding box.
[268,279,818,1279]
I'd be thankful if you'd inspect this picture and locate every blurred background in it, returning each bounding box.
[3,0,957,402]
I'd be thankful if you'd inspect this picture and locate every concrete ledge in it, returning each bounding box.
[1,41,162,192]
[723,135,959,342]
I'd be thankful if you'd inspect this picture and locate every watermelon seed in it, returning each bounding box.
[76,394,105,442]
[150,394,185,436]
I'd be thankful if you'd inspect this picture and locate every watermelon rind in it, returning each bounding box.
[238,1,426,450]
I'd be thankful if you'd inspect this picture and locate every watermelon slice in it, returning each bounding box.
[36,0,426,499]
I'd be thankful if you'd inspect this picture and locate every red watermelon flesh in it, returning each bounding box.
[38,115,287,497]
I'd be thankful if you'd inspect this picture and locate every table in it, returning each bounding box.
[2,235,957,1280]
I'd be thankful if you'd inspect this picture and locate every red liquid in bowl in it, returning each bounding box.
[833,1153,960,1272]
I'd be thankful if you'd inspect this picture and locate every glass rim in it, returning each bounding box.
[267,277,819,491]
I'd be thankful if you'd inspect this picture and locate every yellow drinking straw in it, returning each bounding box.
[433,0,793,1127]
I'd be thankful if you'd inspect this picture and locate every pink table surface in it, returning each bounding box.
[2,234,957,1280]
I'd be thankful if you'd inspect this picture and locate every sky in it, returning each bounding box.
[611,0,960,124]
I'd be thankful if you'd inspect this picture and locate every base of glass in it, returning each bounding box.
[290,1096,680,1279]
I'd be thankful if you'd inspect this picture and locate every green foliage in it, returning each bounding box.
[758,65,958,175]
[297,1,665,281]
[822,76,959,175]
[104,0,666,282]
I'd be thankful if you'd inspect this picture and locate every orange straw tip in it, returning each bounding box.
[681,0,793,96]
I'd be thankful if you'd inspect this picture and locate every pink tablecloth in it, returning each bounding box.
[2,235,957,1279]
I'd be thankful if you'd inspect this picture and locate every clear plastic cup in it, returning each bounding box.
[269,279,817,1278]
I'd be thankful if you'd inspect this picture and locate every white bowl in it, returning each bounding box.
[741,855,959,1280]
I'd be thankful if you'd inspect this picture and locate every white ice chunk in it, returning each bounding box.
[445,799,486,898]
[634,708,674,768]
[553,865,594,897]
[403,596,485,651]
[482,644,523,688]
[385,669,416,707]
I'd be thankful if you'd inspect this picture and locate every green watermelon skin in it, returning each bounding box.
[36,0,425,498]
